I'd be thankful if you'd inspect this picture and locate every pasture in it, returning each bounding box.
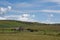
[0,20,60,40]
[0,32,60,40]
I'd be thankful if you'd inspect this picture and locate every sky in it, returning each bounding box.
[0,0,60,24]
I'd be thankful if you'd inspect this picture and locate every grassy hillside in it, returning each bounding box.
[0,20,60,40]
[0,20,60,31]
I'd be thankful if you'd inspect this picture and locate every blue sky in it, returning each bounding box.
[0,0,60,24]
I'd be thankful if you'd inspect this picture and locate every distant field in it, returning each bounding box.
[0,20,60,31]
[0,20,60,40]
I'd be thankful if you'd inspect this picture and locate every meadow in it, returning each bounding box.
[0,32,60,40]
[0,20,60,40]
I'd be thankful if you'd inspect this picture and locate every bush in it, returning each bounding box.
[26,28,38,32]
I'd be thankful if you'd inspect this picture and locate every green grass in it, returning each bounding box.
[0,32,60,40]
[0,20,60,31]
[0,20,60,40]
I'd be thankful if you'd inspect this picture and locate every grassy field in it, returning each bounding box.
[0,20,60,31]
[0,32,60,40]
[0,20,60,40]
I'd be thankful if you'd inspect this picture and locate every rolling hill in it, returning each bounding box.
[0,20,60,31]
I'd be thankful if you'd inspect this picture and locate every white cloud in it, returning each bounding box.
[0,17,6,20]
[18,14,36,22]
[10,9,60,15]
[41,10,60,13]
[32,15,35,18]
[47,14,54,17]
[44,14,54,24]
[0,6,12,15]
[50,14,54,17]
[0,7,7,14]
[0,8,6,12]
[22,14,30,17]
[8,6,12,10]
[46,0,60,4]
[4,14,36,22]
[15,2,33,7]
[38,0,60,4]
